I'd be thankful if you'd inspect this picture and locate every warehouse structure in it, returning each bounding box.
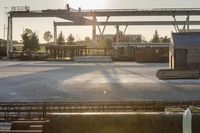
[112,43,168,62]
[170,32,200,70]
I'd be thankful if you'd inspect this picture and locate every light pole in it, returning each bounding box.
[4,7,8,40]
[3,24,7,40]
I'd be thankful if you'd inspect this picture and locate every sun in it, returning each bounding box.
[67,0,106,9]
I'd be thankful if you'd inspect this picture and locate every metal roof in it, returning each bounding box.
[172,32,200,45]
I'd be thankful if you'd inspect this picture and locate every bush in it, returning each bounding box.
[0,39,6,57]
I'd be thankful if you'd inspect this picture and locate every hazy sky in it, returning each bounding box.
[1,0,200,42]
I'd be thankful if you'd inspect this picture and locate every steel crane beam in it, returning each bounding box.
[54,21,200,26]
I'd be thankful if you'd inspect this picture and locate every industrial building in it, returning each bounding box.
[112,43,169,62]
[170,32,200,70]
[96,34,142,43]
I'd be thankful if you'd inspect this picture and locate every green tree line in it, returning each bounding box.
[1,29,171,55]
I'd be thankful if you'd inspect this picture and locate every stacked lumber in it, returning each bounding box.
[157,69,200,79]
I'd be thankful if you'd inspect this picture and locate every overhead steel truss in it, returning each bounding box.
[7,8,200,57]
[0,101,200,121]
[10,8,200,17]
[54,21,200,26]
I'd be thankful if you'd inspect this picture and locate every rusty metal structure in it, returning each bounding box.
[0,101,200,121]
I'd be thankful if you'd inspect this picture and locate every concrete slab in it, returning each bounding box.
[0,61,200,102]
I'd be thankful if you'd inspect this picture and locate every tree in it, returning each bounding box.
[151,30,160,43]
[122,36,132,42]
[29,33,39,50]
[67,33,75,45]
[160,36,170,43]
[133,36,142,43]
[21,29,39,52]
[0,39,6,57]
[0,39,6,45]
[104,38,112,48]
[118,31,124,42]
[85,37,91,42]
[43,31,53,43]
[84,37,92,46]
[57,31,65,45]
[142,37,148,43]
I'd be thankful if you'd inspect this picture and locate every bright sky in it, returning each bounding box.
[1,0,200,42]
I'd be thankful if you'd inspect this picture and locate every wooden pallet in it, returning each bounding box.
[157,69,200,79]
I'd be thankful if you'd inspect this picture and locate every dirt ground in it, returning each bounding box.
[0,61,200,102]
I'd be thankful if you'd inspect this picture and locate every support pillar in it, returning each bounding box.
[6,16,13,58]
[116,25,119,44]
[172,15,180,32]
[97,25,102,35]
[3,24,6,40]
[53,21,57,45]
[92,15,97,45]
[101,16,109,35]
[97,16,110,43]
[124,25,128,34]
[182,14,190,32]
[187,13,190,31]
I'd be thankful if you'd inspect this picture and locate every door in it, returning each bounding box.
[175,49,187,69]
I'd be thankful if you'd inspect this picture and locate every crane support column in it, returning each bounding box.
[92,15,97,45]
[187,13,190,31]
[124,25,128,34]
[172,15,180,32]
[54,21,57,45]
[6,16,13,58]
[101,16,110,35]
[116,25,119,44]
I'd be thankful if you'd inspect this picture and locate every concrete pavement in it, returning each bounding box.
[0,61,199,102]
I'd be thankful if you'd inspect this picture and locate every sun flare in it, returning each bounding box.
[67,0,107,9]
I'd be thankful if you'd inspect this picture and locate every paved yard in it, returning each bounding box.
[0,61,200,102]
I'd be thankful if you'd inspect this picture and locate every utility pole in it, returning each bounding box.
[3,24,6,40]
[115,25,119,44]
[92,15,97,45]
[4,7,8,40]
[53,21,57,45]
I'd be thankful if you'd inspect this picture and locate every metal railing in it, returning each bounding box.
[11,8,200,14]
[79,8,200,13]
[0,101,200,121]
